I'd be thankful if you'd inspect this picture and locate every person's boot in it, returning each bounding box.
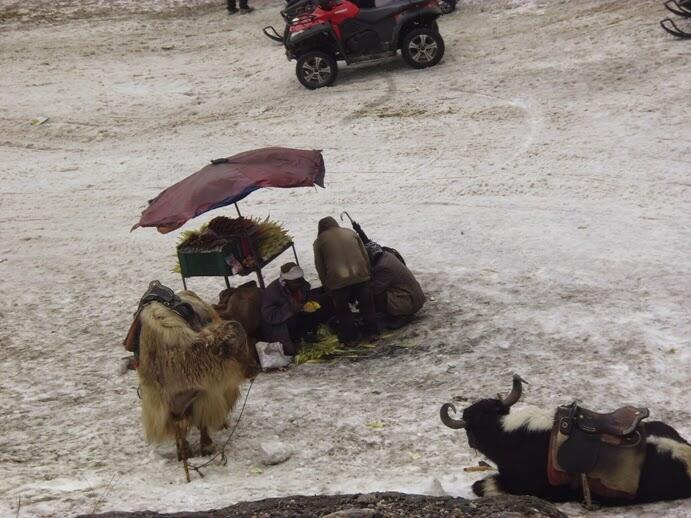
[239,6,254,14]
[361,331,380,345]
[227,7,239,14]
[339,328,361,348]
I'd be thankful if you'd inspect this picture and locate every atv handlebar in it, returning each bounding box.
[262,26,284,42]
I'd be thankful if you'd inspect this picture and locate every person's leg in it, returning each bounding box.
[286,315,304,344]
[286,311,322,344]
[331,287,358,344]
[227,0,238,12]
[354,281,379,338]
[373,291,388,314]
[308,287,335,326]
[301,309,326,335]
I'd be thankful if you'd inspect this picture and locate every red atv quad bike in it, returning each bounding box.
[284,0,445,89]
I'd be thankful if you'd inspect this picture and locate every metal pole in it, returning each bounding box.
[291,242,299,266]
[244,231,265,289]
[224,275,230,289]
[256,268,265,289]
[235,203,242,217]
[181,275,187,291]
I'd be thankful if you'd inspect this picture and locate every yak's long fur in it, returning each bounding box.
[136,291,255,443]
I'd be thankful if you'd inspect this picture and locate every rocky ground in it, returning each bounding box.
[83,493,568,518]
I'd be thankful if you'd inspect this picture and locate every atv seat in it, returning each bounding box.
[373,0,405,6]
[356,2,407,23]
[564,405,649,436]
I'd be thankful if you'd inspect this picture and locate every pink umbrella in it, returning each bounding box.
[132,147,325,233]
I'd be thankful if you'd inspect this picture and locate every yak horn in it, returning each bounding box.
[440,403,466,429]
[500,374,528,408]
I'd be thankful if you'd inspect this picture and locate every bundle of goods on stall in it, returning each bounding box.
[175,216,291,274]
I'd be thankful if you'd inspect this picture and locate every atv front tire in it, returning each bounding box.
[401,28,445,69]
[296,51,338,89]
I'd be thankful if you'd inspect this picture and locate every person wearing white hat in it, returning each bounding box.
[260,262,324,355]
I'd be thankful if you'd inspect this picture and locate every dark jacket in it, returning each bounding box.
[371,251,425,317]
[260,278,310,353]
[313,217,371,291]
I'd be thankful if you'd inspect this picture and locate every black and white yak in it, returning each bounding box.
[440,375,691,505]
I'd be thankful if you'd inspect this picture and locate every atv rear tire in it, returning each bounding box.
[401,28,445,69]
[296,51,338,89]
[439,0,455,14]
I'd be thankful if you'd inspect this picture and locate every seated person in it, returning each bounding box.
[260,262,329,355]
[366,242,425,329]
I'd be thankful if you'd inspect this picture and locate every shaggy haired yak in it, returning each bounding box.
[125,283,258,469]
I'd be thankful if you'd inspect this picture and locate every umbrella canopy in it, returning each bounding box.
[132,147,325,233]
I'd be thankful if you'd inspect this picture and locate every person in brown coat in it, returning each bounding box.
[313,216,378,345]
[365,242,425,329]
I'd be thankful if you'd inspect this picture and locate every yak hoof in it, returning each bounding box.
[177,439,191,462]
[200,441,215,457]
[200,431,215,456]
[200,427,214,456]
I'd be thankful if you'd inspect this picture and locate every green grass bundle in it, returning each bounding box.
[295,325,376,364]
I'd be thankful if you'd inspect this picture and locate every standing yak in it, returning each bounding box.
[124,282,259,462]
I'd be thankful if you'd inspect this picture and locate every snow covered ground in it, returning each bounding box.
[1,0,689,516]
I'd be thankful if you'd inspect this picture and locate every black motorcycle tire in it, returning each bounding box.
[400,27,445,69]
[296,51,338,89]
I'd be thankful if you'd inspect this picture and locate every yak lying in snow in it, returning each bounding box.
[440,375,691,506]
[124,282,259,461]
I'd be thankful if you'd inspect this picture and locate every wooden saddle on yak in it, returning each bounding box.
[123,281,205,365]
[548,401,649,508]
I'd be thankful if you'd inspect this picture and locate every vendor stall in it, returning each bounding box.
[132,147,325,289]
[175,211,298,289]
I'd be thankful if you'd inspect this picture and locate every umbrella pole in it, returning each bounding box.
[291,243,300,266]
[235,203,242,217]
[245,233,266,289]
